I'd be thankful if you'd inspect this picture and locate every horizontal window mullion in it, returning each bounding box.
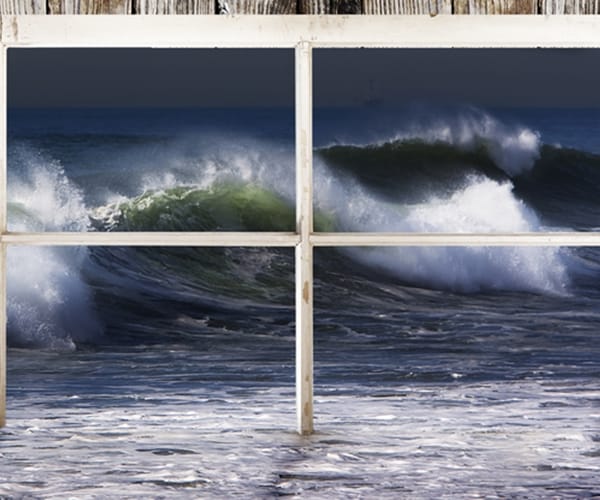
[310,232,600,247]
[0,232,300,247]
[5,232,600,248]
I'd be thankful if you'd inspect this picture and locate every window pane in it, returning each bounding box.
[313,245,598,495]
[7,49,295,232]
[5,246,295,495]
[313,49,600,233]
[7,245,294,349]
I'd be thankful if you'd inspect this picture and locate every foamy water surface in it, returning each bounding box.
[2,346,599,499]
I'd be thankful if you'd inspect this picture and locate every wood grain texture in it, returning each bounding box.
[331,0,362,12]
[295,40,314,435]
[0,0,45,13]
[47,0,62,12]
[225,0,297,13]
[47,0,133,13]
[363,0,452,14]
[2,0,600,14]
[573,0,600,12]
[540,0,600,12]
[298,0,329,12]
[134,0,211,13]
[453,0,537,13]
[453,0,469,12]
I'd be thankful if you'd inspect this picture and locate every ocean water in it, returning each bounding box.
[2,106,600,498]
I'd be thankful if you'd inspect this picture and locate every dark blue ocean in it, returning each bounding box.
[2,106,600,498]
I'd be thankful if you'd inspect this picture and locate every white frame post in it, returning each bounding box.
[295,40,314,435]
[0,40,7,428]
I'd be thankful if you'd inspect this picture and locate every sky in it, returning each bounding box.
[7,48,600,108]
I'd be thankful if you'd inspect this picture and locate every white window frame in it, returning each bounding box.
[2,15,600,435]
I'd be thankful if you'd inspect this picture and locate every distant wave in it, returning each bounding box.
[317,139,600,230]
[319,108,542,177]
[317,138,600,208]
[387,110,542,177]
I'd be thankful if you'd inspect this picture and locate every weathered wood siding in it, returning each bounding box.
[134,0,212,14]
[2,0,600,13]
[454,0,537,13]
[47,0,132,13]
[225,0,296,13]
[363,0,452,14]
[1,0,45,13]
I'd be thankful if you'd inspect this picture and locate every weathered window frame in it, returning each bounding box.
[2,15,600,435]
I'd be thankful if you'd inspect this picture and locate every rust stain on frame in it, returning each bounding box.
[304,401,312,417]
[303,280,310,303]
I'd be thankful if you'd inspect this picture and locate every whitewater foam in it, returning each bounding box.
[314,160,568,294]
[402,177,538,233]
[9,148,89,232]
[135,134,296,205]
[7,146,102,349]
[7,246,104,349]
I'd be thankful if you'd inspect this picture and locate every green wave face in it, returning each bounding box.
[114,184,296,232]
[93,183,335,232]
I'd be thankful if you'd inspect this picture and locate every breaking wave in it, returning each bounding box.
[9,108,600,347]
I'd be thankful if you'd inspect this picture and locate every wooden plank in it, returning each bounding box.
[539,0,565,12]
[1,232,300,247]
[134,0,212,14]
[298,0,330,12]
[295,41,314,436]
[2,0,597,13]
[452,0,537,13]
[364,0,452,14]
[0,0,45,13]
[298,0,329,12]
[47,0,63,13]
[331,0,362,12]
[579,0,600,13]
[541,0,600,13]
[311,232,600,247]
[225,0,297,13]
[49,0,133,14]
[453,0,469,12]
[426,0,453,14]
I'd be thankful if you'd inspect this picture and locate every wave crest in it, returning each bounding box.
[388,109,542,177]
[8,146,88,232]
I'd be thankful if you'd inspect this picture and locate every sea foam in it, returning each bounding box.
[314,161,569,294]
[7,146,102,349]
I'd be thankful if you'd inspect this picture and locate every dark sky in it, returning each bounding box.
[7,48,600,108]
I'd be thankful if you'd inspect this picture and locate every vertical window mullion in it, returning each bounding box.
[0,42,7,428]
[295,40,314,436]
